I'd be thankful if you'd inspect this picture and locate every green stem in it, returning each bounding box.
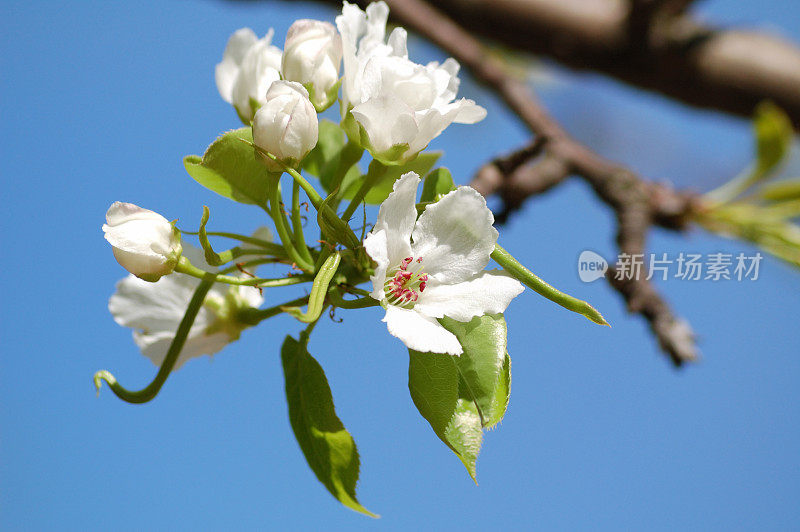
[253,144,324,208]
[237,295,311,326]
[175,257,313,287]
[327,289,379,309]
[342,159,387,223]
[219,257,288,275]
[182,230,286,256]
[269,177,314,272]
[291,180,314,265]
[491,244,609,326]
[93,273,216,404]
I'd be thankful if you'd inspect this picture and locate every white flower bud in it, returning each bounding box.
[102,202,182,282]
[215,28,282,123]
[252,81,319,171]
[281,19,343,112]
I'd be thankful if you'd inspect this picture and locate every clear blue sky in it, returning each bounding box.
[2,1,799,529]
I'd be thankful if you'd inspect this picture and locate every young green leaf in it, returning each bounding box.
[342,151,442,204]
[281,335,376,517]
[761,180,800,203]
[408,313,513,482]
[302,119,346,180]
[183,128,272,209]
[754,101,793,180]
[420,167,456,202]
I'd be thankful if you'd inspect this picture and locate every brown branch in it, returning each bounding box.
[301,0,800,127]
[431,0,800,130]
[376,0,700,365]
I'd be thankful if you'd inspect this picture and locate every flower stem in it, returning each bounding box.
[491,244,609,326]
[269,177,314,272]
[174,257,313,287]
[342,159,387,223]
[291,180,314,265]
[93,273,216,404]
[237,295,311,326]
[327,289,379,309]
[181,230,286,256]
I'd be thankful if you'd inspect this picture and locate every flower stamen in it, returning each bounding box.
[384,256,428,309]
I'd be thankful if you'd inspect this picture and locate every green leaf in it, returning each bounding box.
[408,314,512,482]
[420,167,456,202]
[343,152,442,204]
[443,314,511,429]
[303,120,346,180]
[281,335,377,517]
[183,127,271,208]
[761,180,800,202]
[754,101,793,180]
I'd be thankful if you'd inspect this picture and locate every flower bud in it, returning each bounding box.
[281,19,342,112]
[102,202,182,282]
[215,28,282,123]
[252,81,319,171]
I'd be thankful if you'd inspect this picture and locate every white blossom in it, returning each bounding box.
[109,242,264,370]
[252,81,319,171]
[215,28,282,122]
[364,172,524,355]
[281,19,343,111]
[102,202,182,282]
[336,1,486,164]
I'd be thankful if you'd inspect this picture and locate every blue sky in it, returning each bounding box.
[1,0,799,529]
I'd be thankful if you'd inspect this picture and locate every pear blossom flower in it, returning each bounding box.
[215,28,283,122]
[253,81,319,171]
[364,172,524,355]
[336,1,486,164]
[109,242,264,370]
[281,19,343,111]
[102,202,182,282]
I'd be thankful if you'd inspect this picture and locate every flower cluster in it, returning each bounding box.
[94,1,604,516]
[215,1,485,169]
[102,1,504,374]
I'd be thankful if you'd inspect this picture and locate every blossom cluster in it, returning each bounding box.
[95,2,578,514]
[217,1,486,167]
[101,1,515,369]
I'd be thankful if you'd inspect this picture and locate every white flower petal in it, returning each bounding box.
[411,186,498,284]
[351,93,418,154]
[230,36,282,119]
[370,172,419,266]
[451,98,487,124]
[108,273,212,335]
[383,305,462,355]
[134,329,231,370]
[364,228,390,301]
[415,270,524,322]
[215,27,258,103]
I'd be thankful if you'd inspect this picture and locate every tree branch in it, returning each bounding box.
[431,0,800,129]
